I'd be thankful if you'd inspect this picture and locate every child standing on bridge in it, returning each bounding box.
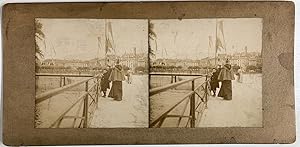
[210,68,219,97]
[100,67,112,97]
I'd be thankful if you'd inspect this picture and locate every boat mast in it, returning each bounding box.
[104,20,108,66]
[207,36,210,74]
[214,19,218,66]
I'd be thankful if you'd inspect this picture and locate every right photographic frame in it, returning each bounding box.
[149,18,263,128]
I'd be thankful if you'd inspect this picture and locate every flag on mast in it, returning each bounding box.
[105,21,116,55]
[216,20,226,52]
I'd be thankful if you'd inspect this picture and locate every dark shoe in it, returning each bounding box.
[114,98,122,101]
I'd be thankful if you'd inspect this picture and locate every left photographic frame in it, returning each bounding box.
[34,19,149,128]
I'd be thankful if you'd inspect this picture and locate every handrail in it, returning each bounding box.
[49,79,99,128]
[35,75,100,104]
[149,76,204,96]
[35,74,101,128]
[150,72,206,77]
[149,74,210,128]
[49,91,88,128]
[36,73,94,77]
[150,90,194,127]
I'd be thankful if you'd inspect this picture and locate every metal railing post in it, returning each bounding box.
[96,77,99,107]
[83,81,89,128]
[190,80,195,128]
[171,75,174,83]
[63,77,66,86]
[59,76,62,87]
[174,76,177,83]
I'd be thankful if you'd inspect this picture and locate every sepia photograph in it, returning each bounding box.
[35,19,149,128]
[3,2,296,145]
[149,18,263,128]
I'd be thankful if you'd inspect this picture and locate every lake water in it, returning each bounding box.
[35,76,97,128]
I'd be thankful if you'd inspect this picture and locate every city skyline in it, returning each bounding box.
[40,52,147,62]
[40,50,260,63]
[152,50,261,60]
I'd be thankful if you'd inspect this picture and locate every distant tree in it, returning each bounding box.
[93,67,103,70]
[35,19,45,72]
[35,19,45,62]
[256,63,262,70]
[188,66,201,69]
[169,65,176,69]
[246,65,257,72]
[135,66,145,72]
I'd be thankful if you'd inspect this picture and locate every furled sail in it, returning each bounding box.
[105,21,116,55]
[216,20,226,52]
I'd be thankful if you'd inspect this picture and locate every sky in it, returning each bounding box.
[36,19,148,60]
[36,18,262,61]
[150,18,262,60]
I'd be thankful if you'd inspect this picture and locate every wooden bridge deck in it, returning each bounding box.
[90,75,149,128]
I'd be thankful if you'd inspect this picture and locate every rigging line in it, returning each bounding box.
[105,20,116,56]
[105,19,108,56]
[49,40,56,55]
[215,18,218,66]
[220,20,227,53]
[43,36,47,54]
[164,48,168,56]
[97,37,102,59]
[107,20,116,54]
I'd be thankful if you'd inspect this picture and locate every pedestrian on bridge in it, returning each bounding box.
[236,68,243,83]
[108,60,125,101]
[126,69,133,84]
[210,68,219,97]
[100,67,112,97]
[217,59,235,100]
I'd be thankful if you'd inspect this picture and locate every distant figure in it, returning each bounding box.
[100,67,111,97]
[66,78,72,85]
[108,60,125,101]
[236,68,243,83]
[217,59,235,100]
[126,69,133,84]
[210,68,219,96]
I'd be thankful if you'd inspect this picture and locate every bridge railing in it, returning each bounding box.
[35,73,102,128]
[150,73,210,128]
